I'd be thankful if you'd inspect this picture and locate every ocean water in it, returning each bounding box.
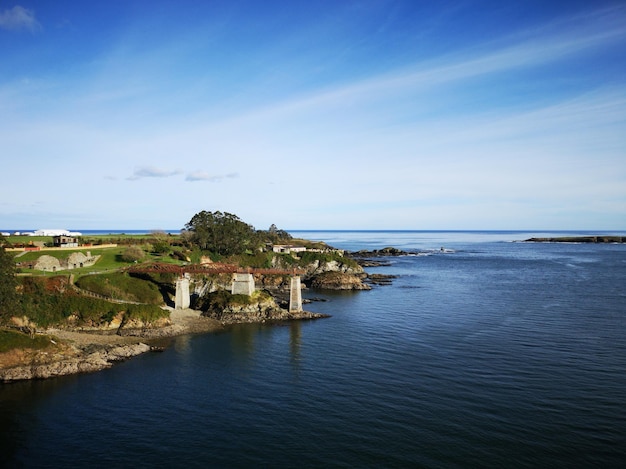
[1,231,626,468]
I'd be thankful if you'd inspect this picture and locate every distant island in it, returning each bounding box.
[525,235,625,243]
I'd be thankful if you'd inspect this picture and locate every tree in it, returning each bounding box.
[261,224,293,244]
[0,239,18,323]
[184,211,259,255]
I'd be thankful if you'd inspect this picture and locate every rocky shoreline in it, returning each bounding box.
[0,342,152,382]
[0,308,327,383]
[0,247,388,383]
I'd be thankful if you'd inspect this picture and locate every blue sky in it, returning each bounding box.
[1,0,625,231]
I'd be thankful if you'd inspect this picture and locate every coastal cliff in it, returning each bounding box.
[268,254,371,291]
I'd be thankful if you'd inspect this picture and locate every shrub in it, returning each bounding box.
[298,251,359,268]
[234,252,273,269]
[121,246,145,262]
[152,240,171,254]
[124,304,169,324]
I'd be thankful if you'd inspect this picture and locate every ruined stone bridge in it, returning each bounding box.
[126,262,304,312]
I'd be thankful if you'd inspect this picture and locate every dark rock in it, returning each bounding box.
[348,246,410,258]
[525,236,625,243]
[366,274,397,286]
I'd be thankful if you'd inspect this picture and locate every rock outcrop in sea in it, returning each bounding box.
[308,271,371,290]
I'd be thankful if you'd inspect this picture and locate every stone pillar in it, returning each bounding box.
[289,276,303,312]
[175,276,190,309]
[232,273,255,296]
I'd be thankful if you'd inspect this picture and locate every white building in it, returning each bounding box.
[272,245,307,254]
[33,229,82,237]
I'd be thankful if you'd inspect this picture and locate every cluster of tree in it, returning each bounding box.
[182,211,292,256]
[264,224,292,244]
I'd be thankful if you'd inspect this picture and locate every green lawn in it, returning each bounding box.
[2,235,51,246]
[14,246,186,277]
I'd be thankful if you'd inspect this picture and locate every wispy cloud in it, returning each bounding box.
[0,6,41,32]
[218,5,626,125]
[185,171,239,182]
[126,167,238,182]
[127,166,182,181]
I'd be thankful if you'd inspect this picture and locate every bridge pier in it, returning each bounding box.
[175,275,190,309]
[289,276,303,312]
[172,273,303,313]
[232,273,255,295]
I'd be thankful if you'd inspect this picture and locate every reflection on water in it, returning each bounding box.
[289,321,302,368]
[173,334,192,355]
[1,233,625,467]
[224,321,303,369]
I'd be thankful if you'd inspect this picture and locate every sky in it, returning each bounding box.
[1,0,625,231]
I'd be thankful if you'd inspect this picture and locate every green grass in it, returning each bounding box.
[290,238,333,250]
[76,272,163,304]
[14,246,188,276]
[0,329,55,352]
[80,233,181,245]
[1,235,51,246]
[231,252,274,269]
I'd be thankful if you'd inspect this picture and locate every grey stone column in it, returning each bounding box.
[289,276,302,312]
[175,276,190,309]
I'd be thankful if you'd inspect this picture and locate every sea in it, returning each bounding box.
[1,230,625,468]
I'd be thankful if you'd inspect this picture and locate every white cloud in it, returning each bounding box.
[127,166,182,181]
[0,6,41,32]
[185,171,239,182]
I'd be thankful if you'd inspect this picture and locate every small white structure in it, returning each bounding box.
[34,255,62,272]
[67,252,94,269]
[273,245,307,254]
